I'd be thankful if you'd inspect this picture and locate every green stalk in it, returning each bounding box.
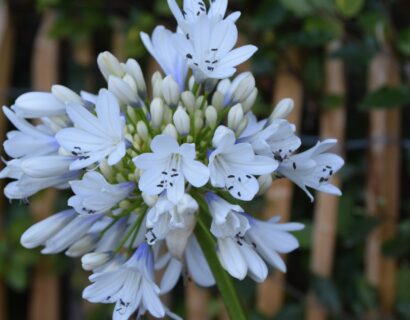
[194,206,247,320]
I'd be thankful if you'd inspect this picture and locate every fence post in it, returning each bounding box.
[29,10,60,320]
[257,48,303,316]
[365,43,401,315]
[306,40,346,320]
[0,2,15,319]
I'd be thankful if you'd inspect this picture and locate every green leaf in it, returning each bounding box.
[311,275,341,313]
[335,0,364,17]
[397,28,410,56]
[195,211,246,320]
[397,267,410,318]
[278,0,314,16]
[360,85,410,110]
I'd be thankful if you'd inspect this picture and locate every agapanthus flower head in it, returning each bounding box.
[0,0,345,318]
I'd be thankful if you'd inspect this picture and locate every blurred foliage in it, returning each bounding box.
[1,0,410,319]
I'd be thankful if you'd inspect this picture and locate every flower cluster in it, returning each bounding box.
[0,0,344,319]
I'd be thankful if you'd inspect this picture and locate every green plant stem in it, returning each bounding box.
[195,208,247,320]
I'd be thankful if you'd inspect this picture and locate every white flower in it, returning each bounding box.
[68,171,135,215]
[145,193,198,244]
[2,107,59,159]
[56,89,126,170]
[277,139,344,202]
[167,0,241,35]
[205,193,267,281]
[133,134,209,203]
[208,126,277,200]
[83,243,167,319]
[245,215,304,272]
[241,116,301,162]
[173,15,257,82]
[217,72,255,107]
[141,26,188,90]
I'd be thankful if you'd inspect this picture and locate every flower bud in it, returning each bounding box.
[205,106,217,128]
[13,92,66,118]
[188,75,195,91]
[108,75,138,106]
[173,106,190,135]
[150,98,164,128]
[66,234,98,257]
[52,85,83,104]
[181,91,195,112]
[236,116,249,137]
[142,193,158,207]
[136,121,149,140]
[227,103,244,131]
[151,71,163,98]
[194,117,204,132]
[162,123,178,139]
[257,174,273,196]
[81,252,112,271]
[232,74,255,103]
[270,98,294,122]
[99,160,113,180]
[212,91,225,111]
[124,58,147,99]
[97,51,124,81]
[195,96,206,110]
[242,88,258,113]
[20,209,76,249]
[162,75,180,107]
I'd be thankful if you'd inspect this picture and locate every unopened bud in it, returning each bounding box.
[227,103,244,131]
[97,51,124,81]
[150,98,164,128]
[52,85,83,104]
[99,159,113,180]
[173,106,190,135]
[181,91,195,113]
[162,123,178,139]
[162,75,180,107]
[242,88,258,113]
[194,117,204,132]
[81,252,112,271]
[205,106,217,128]
[108,76,138,106]
[137,121,149,140]
[270,98,294,122]
[232,74,255,103]
[124,58,147,99]
[66,234,98,257]
[142,193,158,207]
[212,91,225,111]
[236,116,248,137]
[257,174,273,196]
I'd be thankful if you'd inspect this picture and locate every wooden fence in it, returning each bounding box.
[0,4,405,320]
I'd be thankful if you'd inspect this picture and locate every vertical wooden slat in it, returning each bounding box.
[307,40,346,320]
[29,11,60,320]
[365,43,401,314]
[0,2,15,319]
[185,282,210,320]
[257,48,303,316]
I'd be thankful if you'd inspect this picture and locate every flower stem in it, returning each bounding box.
[195,213,247,320]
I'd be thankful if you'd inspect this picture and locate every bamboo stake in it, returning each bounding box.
[365,43,401,314]
[0,2,14,319]
[186,282,210,320]
[307,40,346,320]
[257,48,303,316]
[29,11,60,320]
